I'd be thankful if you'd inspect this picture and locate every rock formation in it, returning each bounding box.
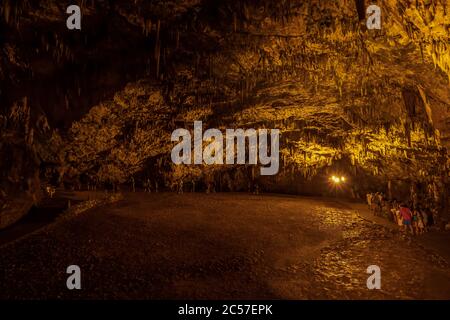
[1,0,449,227]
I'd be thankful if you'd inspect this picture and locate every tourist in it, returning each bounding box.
[390,201,399,223]
[399,204,413,235]
[377,193,385,216]
[412,208,420,235]
[372,193,380,216]
[366,193,373,210]
[417,209,425,234]
[421,208,429,232]
[396,210,404,231]
[381,198,391,219]
[366,189,441,234]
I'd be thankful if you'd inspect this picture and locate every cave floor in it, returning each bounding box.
[1,192,450,299]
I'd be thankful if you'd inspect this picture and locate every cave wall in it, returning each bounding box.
[1,0,449,226]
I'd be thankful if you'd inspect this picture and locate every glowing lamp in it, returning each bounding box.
[330,175,346,183]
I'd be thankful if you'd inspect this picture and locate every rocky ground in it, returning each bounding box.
[0,192,449,300]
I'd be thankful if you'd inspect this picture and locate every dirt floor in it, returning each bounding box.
[0,192,450,299]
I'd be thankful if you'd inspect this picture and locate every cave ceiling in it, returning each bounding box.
[0,0,449,195]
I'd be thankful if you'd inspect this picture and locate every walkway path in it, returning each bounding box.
[1,193,449,299]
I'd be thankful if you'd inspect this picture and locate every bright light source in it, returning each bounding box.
[330,175,346,184]
[331,175,340,183]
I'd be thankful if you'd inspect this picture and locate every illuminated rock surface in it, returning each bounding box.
[0,2,449,225]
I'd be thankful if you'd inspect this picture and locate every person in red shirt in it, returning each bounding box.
[400,204,413,234]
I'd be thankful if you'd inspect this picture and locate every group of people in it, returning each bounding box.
[366,192,437,235]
